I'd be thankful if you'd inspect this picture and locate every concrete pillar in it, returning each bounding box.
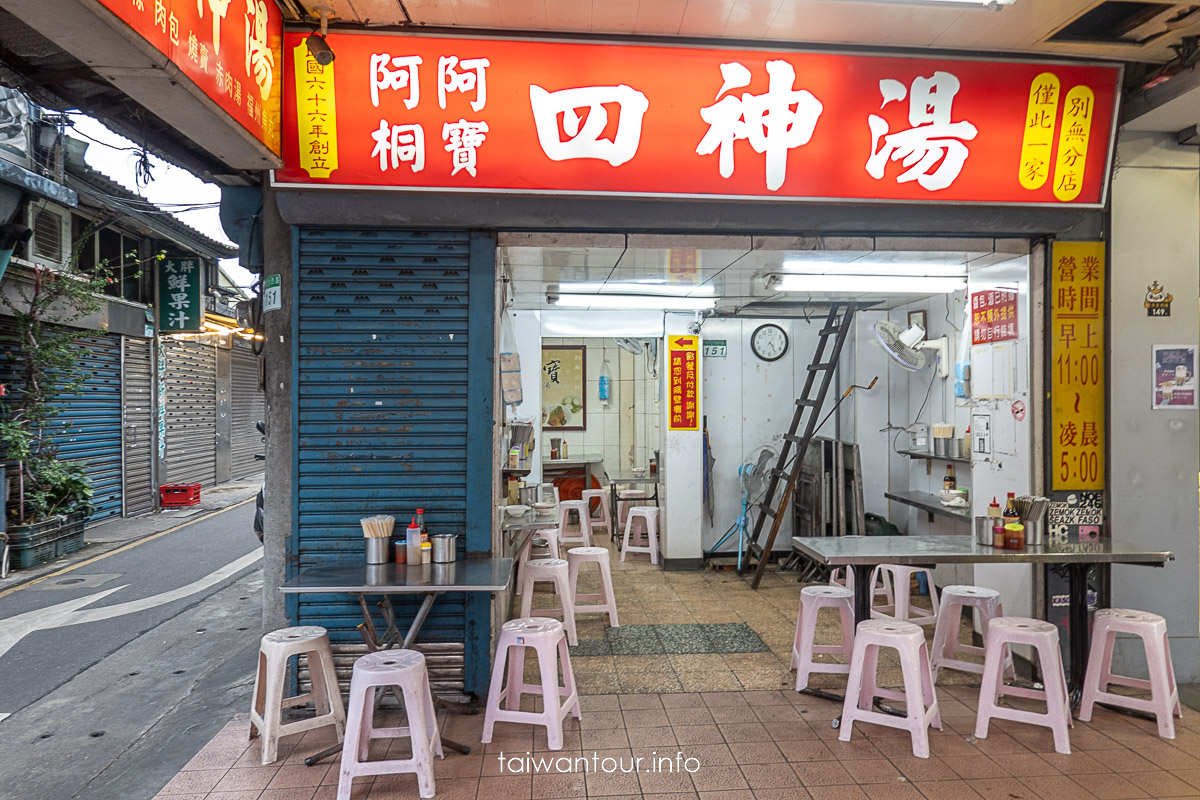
[260,184,292,632]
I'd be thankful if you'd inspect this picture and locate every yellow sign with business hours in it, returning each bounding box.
[1050,241,1105,490]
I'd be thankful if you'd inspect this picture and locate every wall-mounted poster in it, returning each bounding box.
[1152,345,1197,410]
[541,345,586,431]
[668,336,700,431]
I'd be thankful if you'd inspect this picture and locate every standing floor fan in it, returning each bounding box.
[706,444,777,570]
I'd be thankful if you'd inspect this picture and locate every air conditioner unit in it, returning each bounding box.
[25,202,70,270]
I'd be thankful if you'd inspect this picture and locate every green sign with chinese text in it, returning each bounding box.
[158,258,203,333]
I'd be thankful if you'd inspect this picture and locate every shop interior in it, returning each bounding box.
[499,234,1034,606]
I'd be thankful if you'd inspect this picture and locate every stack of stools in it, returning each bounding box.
[337,650,443,800]
[829,567,893,607]
[580,488,612,540]
[929,584,1013,682]
[869,564,939,626]
[840,619,942,758]
[520,558,579,645]
[556,499,593,547]
[249,626,346,765]
[974,617,1073,754]
[567,546,619,626]
[621,506,660,564]
[1080,608,1182,739]
[617,489,646,531]
[791,585,854,691]
[482,618,582,750]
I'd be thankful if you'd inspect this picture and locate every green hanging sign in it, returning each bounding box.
[158,258,204,333]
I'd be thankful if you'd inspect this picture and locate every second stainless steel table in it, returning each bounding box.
[791,534,1173,698]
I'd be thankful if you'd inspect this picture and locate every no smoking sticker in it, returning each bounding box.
[1011,400,1026,421]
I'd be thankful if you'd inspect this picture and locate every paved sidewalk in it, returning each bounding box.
[0,474,262,595]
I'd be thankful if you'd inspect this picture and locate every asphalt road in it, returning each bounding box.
[0,500,266,800]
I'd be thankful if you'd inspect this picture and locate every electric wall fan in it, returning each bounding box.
[874,321,949,378]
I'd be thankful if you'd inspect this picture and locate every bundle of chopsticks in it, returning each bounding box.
[932,423,955,440]
[1013,496,1049,522]
[360,515,395,538]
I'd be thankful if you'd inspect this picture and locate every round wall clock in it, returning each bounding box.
[751,324,789,362]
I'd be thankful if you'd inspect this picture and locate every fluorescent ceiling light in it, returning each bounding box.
[781,260,967,277]
[769,275,966,294]
[550,294,716,310]
[557,282,714,296]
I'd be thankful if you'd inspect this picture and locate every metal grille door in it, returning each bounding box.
[230,344,264,478]
[49,334,124,521]
[162,339,218,486]
[294,228,475,692]
[122,336,155,516]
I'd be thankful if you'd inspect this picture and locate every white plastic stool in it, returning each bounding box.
[621,506,660,565]
[791,585,854,691]
[337,650,443,800]
[617,489,646,530]
[1080,608,1182,739]
[581,489,612,540]
[481,617,581,750]
[975,617,1072,755]
[249,626,346,765]
[519,558,578,645]
[567,546,619,626]
[830,567,893,608]
[556,499,593,547]
[929,585,1014,682]
[840,619,942,758]
[870,564,939,625]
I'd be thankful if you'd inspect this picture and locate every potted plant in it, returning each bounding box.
[0,224,144,565]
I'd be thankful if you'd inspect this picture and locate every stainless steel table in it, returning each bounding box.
[791,534,1173,698]
[280,557,513,763]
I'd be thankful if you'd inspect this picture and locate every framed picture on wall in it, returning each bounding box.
[907,310,928,336]
[542,345,587,431]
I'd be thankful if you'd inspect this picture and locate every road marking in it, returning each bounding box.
[0,497,255,601]
[0,713,10,724]
[0,548,263,662]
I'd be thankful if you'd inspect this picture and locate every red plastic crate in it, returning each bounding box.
[160,483,202,507]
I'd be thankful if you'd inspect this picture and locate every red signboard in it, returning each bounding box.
[668,336,700,431]
[274,31,1119,206]
[94,0,283,155]
[971,289,1019,345]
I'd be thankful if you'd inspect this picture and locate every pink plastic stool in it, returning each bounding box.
[929,585,1014,682]
[556,500,593,547]
[870,564,938,625]
[621,506,660,564]
[567,546,619,627]
[791,585,855,691]
[481,617,581,750]
[581,489,612,540]
[975,616,1072,755]
[520,558,578,645]
[617,489,646,530]
[830,567,893,608]
[1080,608,1182,739]
[840,619,942,758]
[337,650,442,800]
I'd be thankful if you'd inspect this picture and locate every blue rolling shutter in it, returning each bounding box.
[293,228,489,693]
[48,334,124,521]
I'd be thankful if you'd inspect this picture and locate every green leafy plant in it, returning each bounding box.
[0,220,155,524]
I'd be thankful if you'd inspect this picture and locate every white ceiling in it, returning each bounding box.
[314,0,1200,64]
[500,234,1028,313]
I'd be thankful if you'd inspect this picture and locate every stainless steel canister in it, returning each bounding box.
[1021,517,1044,546]
[431,534,457,563]
[365,537,390,564]
[974,517,994,546]
[518,485,541,506]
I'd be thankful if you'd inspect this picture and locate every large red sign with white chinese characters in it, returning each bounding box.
[94,0,282,154]
[971,290,1019,345]
[274,32,1120,206]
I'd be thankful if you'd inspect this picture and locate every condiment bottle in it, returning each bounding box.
[416,508,427,543]
[406,518,422,564]
[943,465,955,491]
[1002,492,1019,526]
[992,522,1006,549]
[1005,522,1025,550]
[395,540,407,564]
[420,541,432,564]
[988,497,1002,519]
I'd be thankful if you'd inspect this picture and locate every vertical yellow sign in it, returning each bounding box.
[1050,241,1105,490]
[293,43,338,179]
[668,336,700,431]
[1019,73,1060,190]
[1052,86,1094,202]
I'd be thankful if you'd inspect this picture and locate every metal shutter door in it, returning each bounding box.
[295,228,471,693]
[230,345,263,478]
[122,336,155,516]
[49,334,123,521]
[163,339,218,486]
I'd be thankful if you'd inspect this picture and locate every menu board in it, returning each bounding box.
[668,336,699,431]
[1050,241,1105,491]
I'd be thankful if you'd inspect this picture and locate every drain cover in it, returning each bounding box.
[32,573,122,591]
